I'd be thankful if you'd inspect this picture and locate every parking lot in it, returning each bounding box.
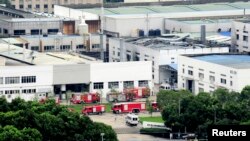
[89,112,166,141]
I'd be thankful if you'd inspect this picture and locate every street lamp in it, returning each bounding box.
[100,133,105,141]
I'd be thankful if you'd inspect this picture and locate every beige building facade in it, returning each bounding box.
[11,0,101,13]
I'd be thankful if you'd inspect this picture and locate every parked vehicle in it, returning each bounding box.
[125,113,139,126]
[123,87,150,99]
[71,93,100,104]
[112,102,146,114]
[106,92,133,102]
[82,105,105,115]
[151,101,159,112]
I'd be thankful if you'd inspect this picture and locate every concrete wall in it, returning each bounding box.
[0,65,53,102]
[178,55,241,95]
[165,19,231,33]
[232,21,250,52]
[53,64,90,85]
[89,61,152,97]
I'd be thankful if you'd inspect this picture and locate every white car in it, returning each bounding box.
[125,113,139,126]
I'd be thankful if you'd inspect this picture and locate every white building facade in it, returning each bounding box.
[0,59,152,101]
[178,54,250,95]
[232,20,250,52]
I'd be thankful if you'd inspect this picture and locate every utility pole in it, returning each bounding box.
[100,0,105,61]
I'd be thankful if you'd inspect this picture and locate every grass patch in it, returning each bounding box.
[139,116,164,123]
[66,103,112,113]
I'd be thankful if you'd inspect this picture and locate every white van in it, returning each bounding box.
[125,113,139,126]
[160,83,178,91]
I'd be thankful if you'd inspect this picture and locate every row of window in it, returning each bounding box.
[0,76,36,85]
[184,68,233,86]
[12,29,59,35]
[31,45,85,51]
[14,4,53,9]
[1,89,36,95]
[93,80,149,89]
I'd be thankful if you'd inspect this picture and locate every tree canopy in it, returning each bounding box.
[0,98,118,141]
[157,86,250,138]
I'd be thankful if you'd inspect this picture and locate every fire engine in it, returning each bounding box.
[123,87,150,99]
[112,102,146,114]
[71,93,100,104]
[106,92,133,102]
[82,105,105,115]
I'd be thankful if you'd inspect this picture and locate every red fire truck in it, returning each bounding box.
[106,92,134,102]
[82,105,105,115]
[112,102,146,114]
[123,87,150,99]
[71,93,100,104]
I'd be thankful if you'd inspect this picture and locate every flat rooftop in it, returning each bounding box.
[192,55,250,69]
[0,43,102,66]
[179,19,232,24]
[20,34,82,39]
[79,2,250,16]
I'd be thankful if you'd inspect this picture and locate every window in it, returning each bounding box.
[5,77,20,84]
[182,83,185,88]
[5,90,20,94]
[199,87,204,93]
[76,45,85,49]
[44,46,54,51]
[243,46,248,49]
[188,70,193,76]
[221,78,226,84]
[230,81,233,86]
[236,34,239,40]
[92,44,100,49]
[3,29,8,34]
[182,68,185,73]
[93,82,103,89]
[28,5,32,8]
[118,52,120,57]
[47,29,59,34]
[243,35,248,42]
[199,73,204,80]
[44,4,48,8]
[22,89,36,94]
[108,82,119,89]
[0,77,3,84]
[36,5,40,8]
[31,46,39,51]
[21,76,36,83]
[209,76,215,83]
[209,71,215,74]
[113,51,115,55]
[126,54,131,61]
[14,30,25,35]
[31,29,41,35]
[139,80,148,87]
[52,4,54,8]
[19,5,24,9]
[123,81,134,89]
[60,45,70,50]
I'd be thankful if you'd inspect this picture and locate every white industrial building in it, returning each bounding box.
[0,43,152,102]
[54,2,250,37]
[0,33,105,52]
[178,54,250,95]
[109,36,229,85]
[0,17,80,37]
[232,19,250,53]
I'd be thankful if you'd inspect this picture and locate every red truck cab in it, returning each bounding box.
[82,105,105,115]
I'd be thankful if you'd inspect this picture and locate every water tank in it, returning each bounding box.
[138,29,144,37]
[148,29,155,36]
[78,16,89,35]
[155,29,161,36]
